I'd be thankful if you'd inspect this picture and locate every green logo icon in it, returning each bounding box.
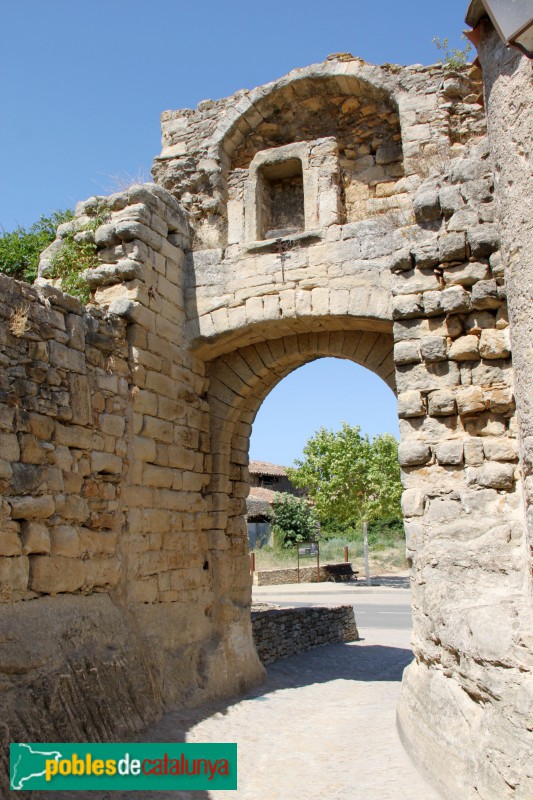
[10,743,237,791]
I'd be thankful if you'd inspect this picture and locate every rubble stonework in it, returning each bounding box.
[0,52,531,799]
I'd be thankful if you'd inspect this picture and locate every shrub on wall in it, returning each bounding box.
[0,209,73,283]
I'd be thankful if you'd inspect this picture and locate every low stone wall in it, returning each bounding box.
[251,605,359,664]
[253,562,356,586]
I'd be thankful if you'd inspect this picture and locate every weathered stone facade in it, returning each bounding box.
[0,47,531,799]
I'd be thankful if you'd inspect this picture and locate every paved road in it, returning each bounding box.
[253,578,413,630]
[58,577,440,800]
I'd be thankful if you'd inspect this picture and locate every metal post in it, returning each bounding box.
[363,520,371,585]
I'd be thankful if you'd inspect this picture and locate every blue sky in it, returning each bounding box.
[2,0,471,465]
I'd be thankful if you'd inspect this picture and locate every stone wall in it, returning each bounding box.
[0,273,128,600]
[253,563,356,586]
[0,184,265,795]
[251,605,358,664]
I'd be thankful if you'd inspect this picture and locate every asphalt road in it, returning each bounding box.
[252,575,413,633]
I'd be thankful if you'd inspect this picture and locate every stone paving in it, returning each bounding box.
[72,578,441,800]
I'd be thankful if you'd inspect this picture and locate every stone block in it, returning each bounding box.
[439,232,466,262]
[69,374,92,425]
[435,441,464,465]
[398,442,432,466]
[413,189,441,222]
[395,361,460,393]
[440,286,471,314]
[394,341,420,365]
[456,386,485,416]
[0,432,20,462]
[439,186,464,216]
[55,423,94,450]
[422,291,442,317]
[390,248,412,272]
[449,335,480,361]
[464,413,507,438]
[475,462,515,490]
[49,341,86,374]
[479,329,511,360]
[464,311,496,333]
[142,415,174,443]
[401,489,425,517]
[427,389,456,416]
[84,557,121,588]
[392,270,440,296]
[50,525,80,557]
[133,435,157,462]
[99,413,126,437]
[467,225,500,258]
[0,555,29,598]
[0,528,22,556]
[443,261,489,287]
[142,464,174,488]
[483,438,518,462]
[471,280,501,310]
[29,555,86,593]
[464,439,485,466]
[487,388,515,415]
[91,451,123,475]
[426,497,462,522]
[9,495,55,520]
[392,294,423,320]
[411,242,440,269]
[419,336,447,362]
[398,390,426,418]
[20,521,51,555]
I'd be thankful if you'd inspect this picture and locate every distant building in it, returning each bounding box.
[245,461,304,548]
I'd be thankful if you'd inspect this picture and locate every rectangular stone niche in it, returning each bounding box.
[243,138,341,243]
[259,158,304,239]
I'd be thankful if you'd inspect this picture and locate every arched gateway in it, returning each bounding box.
[0,54,531,799]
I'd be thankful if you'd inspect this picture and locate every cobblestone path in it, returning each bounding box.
[49,581,441,800]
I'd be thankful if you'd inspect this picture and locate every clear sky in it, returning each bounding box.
[2,0,471,465]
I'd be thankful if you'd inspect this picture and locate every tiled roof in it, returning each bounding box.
[248,486,277,503]
[248,460,287,476]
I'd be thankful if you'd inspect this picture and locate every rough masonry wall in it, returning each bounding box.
[0,274,128,600]
[0,184,265,795]
[251,605,358,664]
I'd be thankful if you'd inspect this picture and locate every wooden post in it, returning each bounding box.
[250,551,255,575]
[344,545,349,563]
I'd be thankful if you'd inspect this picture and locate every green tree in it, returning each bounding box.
[0,210,73,283]
[271,492,317,549]
[287,423,402,582]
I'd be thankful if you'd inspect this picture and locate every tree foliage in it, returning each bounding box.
[287,423,402,528]
[0,210,73,283]
[271,492,317,549]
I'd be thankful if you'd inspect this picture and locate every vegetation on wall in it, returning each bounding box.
[0,202,110,305]
[0,210,73,283]
[47,201,110,304]
[433,35,472,70]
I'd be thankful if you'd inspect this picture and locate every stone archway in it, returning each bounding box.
[1,53,531,800]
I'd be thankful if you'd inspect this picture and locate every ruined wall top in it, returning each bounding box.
[152,55,485,250]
